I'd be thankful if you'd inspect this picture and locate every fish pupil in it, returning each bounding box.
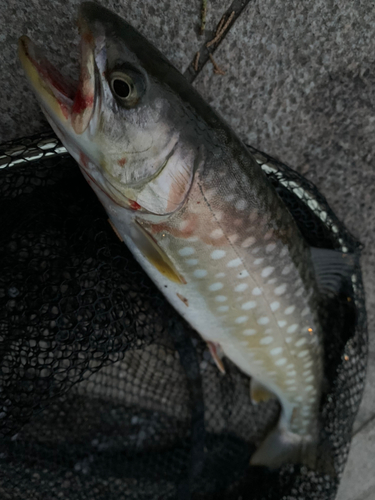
[113,79,131,98]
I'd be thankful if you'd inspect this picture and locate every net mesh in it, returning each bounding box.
[0,132,367,500]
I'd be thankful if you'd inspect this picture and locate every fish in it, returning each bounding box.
[18,2,353,471]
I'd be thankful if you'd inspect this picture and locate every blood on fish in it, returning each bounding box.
[72,85,94,116]
[79,151,89,169]
[129,200,141,211]
[118,157,127,167]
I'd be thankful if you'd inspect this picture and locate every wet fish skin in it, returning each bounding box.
[18,2,337,469]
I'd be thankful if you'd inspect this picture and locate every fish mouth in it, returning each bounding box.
[18,9,96,136]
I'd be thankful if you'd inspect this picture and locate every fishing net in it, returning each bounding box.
[0,132,367,500]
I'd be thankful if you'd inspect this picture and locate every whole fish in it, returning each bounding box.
[18,2,351,470]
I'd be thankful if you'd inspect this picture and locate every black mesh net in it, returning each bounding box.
[0,132,367,500]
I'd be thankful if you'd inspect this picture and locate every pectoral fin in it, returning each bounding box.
[132,221,186,284]
[250,379,275,404]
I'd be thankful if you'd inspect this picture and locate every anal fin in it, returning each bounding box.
[250,379,275,404]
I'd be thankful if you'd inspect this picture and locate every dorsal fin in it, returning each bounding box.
[310,247,355,295]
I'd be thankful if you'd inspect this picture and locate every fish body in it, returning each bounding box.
[18,2,346,469]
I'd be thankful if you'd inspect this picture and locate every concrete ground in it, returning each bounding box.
[1,1,375,498]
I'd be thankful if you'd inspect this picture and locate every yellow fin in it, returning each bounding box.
[132,221,186,284]
[250,379,275,404]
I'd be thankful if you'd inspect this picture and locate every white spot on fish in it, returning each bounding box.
[217,306,229,312]
[275,358,287,366]
[215,295,227,302]
[224,194,235,202]
[209,282,223,291]
[295,287,304,297]
[305,376,314,382]
[211,249,226,260]
[179,220,190,231]
[186,259,198,266]
[295,396,303,402]
[235,283,248,292]
[254,258,264,265]
[228,234,239,244]
[284,306,296,315]
[243,329,257,336]
[304,361,313,368]
[270,301,280,312]
[252,247,260,254]
[298,350,309,358]
[241,237,255,248]
[287,371,297,376]
[235,316,248,324]
[303,370,312,376]
[205,188,217,199]
[257,317,270,325]
[275,284,287,295]
[280,247,288,257]
[286,386,297,392]
[285,337,292,343]
[194,269,208,278]
[282,265,293,275]
[301,307,310,316]
[235,199,247,210]
[215,272,225,278]
[252,287,262,296]
[179,247,195,256]
[241,301,256,310]
[287,324,298,333]
[295,338,307,347]
[261,266,274,278]
[266,243,276,253]
[278,320,287,328]
[260,336,273,345]
[270,347,283,356]
[285,379,296,385]
[237,270,249,279]
[227,258,242,268]
[305,385,314,392]
[210,228,224,239]
[264,230,273,240]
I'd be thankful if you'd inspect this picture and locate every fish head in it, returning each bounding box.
[18,2,200,215]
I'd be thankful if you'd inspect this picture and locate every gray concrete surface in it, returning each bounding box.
[1,0,374,498]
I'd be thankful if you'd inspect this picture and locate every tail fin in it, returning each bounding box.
[250,426,336,477]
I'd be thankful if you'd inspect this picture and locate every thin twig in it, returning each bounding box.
[206,11,235,48]
[215,14,226,39]
[209,54,226,75]
[200,0,207,34]
[193,51,200,72]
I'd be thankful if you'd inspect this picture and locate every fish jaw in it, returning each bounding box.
[18,15,96,137]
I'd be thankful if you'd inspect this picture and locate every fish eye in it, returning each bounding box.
[112,78,131,99]
[109,68,145,107]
